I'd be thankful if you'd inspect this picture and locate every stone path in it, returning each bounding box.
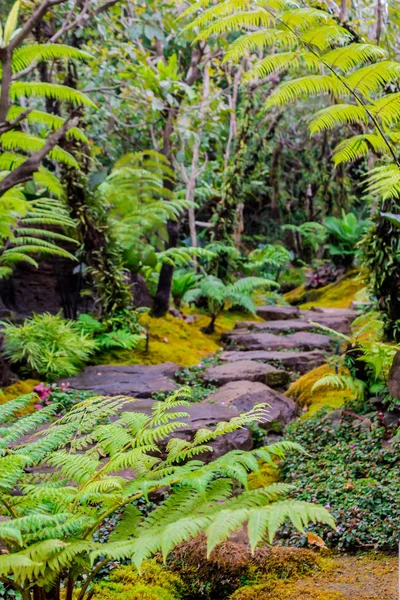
[63,305,358,456]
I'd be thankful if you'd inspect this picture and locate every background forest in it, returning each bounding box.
[1,0,400,599]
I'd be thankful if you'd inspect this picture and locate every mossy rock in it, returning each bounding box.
[230,582,345,600]
[286,364,352,416]
[284,270,365,309]
[92,562,184,600]
[0,379,40,413]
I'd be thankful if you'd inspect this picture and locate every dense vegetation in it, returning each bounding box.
[1,0,400,598]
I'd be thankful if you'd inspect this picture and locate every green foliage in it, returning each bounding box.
[76,310,146,352]
[245,244,291,281]
[282,406,400,550]
[172,270,202,309]
[323,211,371,266]
[0,389,333,599]
[185,275,279,332]
[282,223,327,255]
[1,313,97,380]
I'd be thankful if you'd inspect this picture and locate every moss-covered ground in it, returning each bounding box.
[284,270,365,309]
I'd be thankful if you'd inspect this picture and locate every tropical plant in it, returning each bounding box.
[245,244,291,281]
[171,270,202,309]
[0,193,78,279]
[282,222,327,256]
[185,275,279,333]
[323,211,371,267]
[1,313,97,379]
[0,390,334,600]
[75,310,146,352]
[0,1,95,197]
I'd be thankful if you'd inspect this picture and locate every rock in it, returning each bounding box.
[299,310,355,334]
[204,380,298,428]
[223,332,298,351]
[302,307,358,318]
[62,363,179,398]
[234,320,316,333]
[322,409,343,429]
[202,360,290,388]
[219,350,326,374]
[388,350,400,400]
[224,330,331,351]
[285,331,333,350]
[256,305,300,321]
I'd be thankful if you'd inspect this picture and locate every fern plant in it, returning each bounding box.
[1,312,97,380]
[171,269,202,309]
[323,211,371,267]
[185,275,279,333]
[245,244,291,281]
[0,389,334,600]
[75,310,147,352]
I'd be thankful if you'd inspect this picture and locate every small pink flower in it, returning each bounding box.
[34,404,44,410]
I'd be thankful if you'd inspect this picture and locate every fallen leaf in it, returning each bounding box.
[307,532,326,548]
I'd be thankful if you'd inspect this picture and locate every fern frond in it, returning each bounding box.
[309,103,369,134]
[322,43,387,71]
[332,133,389,165]
[225,29,297,62]
[10,81,96,108]
[12,44,92,72]
[265,75,348,108]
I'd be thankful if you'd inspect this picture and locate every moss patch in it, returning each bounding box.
[284,270,365,309]
[286,364,352,416]
[95,311,261,368]
[0,379,39,412]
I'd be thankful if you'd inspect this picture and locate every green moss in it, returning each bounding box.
[0,379,40,414]
[284,270,365,309]
[94,310,261,368]
[92,561,184,600]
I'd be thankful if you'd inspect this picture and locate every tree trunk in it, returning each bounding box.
[152,219,180,317]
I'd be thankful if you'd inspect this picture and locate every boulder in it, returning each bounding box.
[389,350,400,400]
[62,363,179,398]
[219,350,326,374]
[204,380,298,428]
[202,360,290,388]
[256,305,300,321]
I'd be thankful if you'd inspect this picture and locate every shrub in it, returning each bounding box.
[1,313,97,380]
[282,407,400,550]
[75,309,146,352]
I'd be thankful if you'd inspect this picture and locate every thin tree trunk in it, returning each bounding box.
[186,64,210,254]
[224,64,242,169]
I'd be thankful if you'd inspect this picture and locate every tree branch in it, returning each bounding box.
[9,0,67,51]
[0,108,32,134]
[0,114,79,197]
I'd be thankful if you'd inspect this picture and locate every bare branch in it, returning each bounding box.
[9,0,67,51]
[0,108,32,134]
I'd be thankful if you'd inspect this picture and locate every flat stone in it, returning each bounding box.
[204,380,298,428]
[256,305,300,321]
[299,309,356,334]
[223,331,298,351]
[234,320,316,333]
[301,307,358,318]
[285,331,332,350]
[202,360,290,388]
[224,330,331,351]
[61,363,179,398]
[219,350,326,374]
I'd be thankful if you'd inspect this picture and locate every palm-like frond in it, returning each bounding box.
[11,44,92,73]
[10,81,96,108]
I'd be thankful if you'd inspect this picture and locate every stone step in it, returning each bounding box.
[204,380,298,430]
[61,363,179,398]
[219,350,327,374]
[234,319,317,333]
[202,359,290,388]
[223,330,332,351]
[256,305,300,321]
